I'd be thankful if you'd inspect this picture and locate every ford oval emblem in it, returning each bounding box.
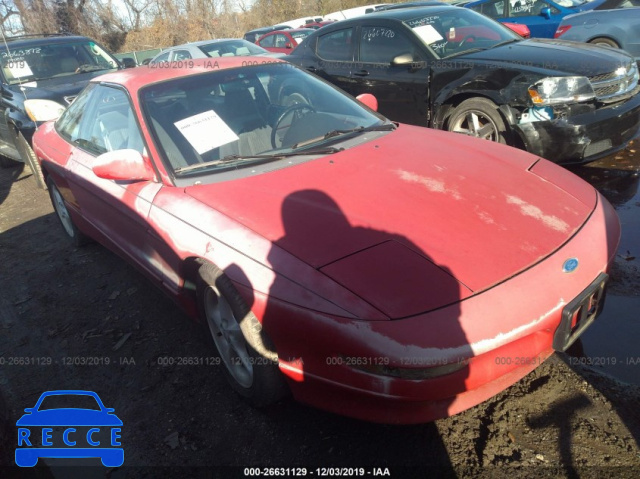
[563,258,579,273]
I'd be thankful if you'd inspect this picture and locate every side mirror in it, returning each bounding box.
[391,53,414,66]
[540,7,551,19]
[285,43,293,49]
[24,408,34,413]
[93,149,155,182]
[121,57,137,69]
[356,93,378,112]
[105,408,116,413]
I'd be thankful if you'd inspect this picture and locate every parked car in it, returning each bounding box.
[554,8,640,59]
[287,5,640,164]
[244,25,292,43]
[149,39,283,64]
[464,0,609,38]
[371,1,532,36]
[256,29,315,54]
[0,33,124,188]
[34,56,620,424]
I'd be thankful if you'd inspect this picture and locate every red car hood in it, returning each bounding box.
[186,126,595,318]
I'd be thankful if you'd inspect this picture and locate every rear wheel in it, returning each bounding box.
[589,37,619,48]
[197,262,288,406]
[446,98,508,144]
[47,177,90,247]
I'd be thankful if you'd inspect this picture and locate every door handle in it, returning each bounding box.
[354,70,370,77]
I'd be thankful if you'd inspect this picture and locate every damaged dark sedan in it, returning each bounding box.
[287,5,640,163]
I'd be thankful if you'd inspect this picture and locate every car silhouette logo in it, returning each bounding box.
[15,390,123,467]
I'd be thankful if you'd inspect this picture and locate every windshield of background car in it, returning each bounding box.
[140,63,384,177]
[0,40,118,85]
[405,9,520,59]
[198,40,269,57]
[291,30,313,43]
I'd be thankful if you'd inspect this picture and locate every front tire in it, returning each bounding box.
[16,131,46,189]
[197,262,288,406]
[47,177,90,247]
[446,98,508,144]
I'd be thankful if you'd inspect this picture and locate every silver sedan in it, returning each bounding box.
[149,39,284,64]
[555,7,640,60]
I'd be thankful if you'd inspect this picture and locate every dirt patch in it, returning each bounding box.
[1,158,639,476]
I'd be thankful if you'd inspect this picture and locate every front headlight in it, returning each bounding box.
[24,99,66,122]
[528,76,595,106]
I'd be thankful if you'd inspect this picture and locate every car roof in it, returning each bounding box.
[2,34,92,47]
[96,56,287,93]
[163,38,250,49]
[357,4,456,20]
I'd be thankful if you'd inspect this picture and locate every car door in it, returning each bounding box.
[506,0,563,38]
[62,84,164,283]
[303,26,357,95]
[257,33,278,53]
[351,24,430,126]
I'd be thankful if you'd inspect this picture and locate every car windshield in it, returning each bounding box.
[37,394,102,411]
[405,8,520,59]
[0,40,118,85]
[140,63,386,177]
[198,40,269,57]
[291,30,313,43]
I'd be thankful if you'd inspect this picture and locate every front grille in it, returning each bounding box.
[63,95,77,105]
[589,62,639,103]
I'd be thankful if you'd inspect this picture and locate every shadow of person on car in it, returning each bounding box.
[257,189,467,472]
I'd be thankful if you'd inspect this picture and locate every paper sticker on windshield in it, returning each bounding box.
[413,25,443,45]
[7,60,33,78]
[174,110,239,154]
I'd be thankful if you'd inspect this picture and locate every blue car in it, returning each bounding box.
[464,0,608,38]
[15,390,123,467]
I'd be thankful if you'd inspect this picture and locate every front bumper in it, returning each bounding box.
[270,190,620,424]
[514,93,640,164]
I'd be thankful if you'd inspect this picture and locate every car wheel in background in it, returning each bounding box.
[446,98,508,144]
[588,37,619,48]
[47,177,90,247]
[15,131,47,189]
[197,262,288,406]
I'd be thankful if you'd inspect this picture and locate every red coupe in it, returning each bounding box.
[33,57,620,424]
[256,29,315,54]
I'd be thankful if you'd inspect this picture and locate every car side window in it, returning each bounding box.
[56,83,97,143]
[173,50,192,60]
[472,0,505,18]
[71,85,144,156]
[509,0,559,16]
[259,35,275,48]
[274,34,288,48]
[359,26,421,64]
[154,51,170,63]
[317,28,354,61]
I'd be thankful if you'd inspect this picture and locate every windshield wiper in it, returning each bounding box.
[492,38,521,48]
[174,146,343,174]
[292,123,397,149]
[75,64,110,73]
